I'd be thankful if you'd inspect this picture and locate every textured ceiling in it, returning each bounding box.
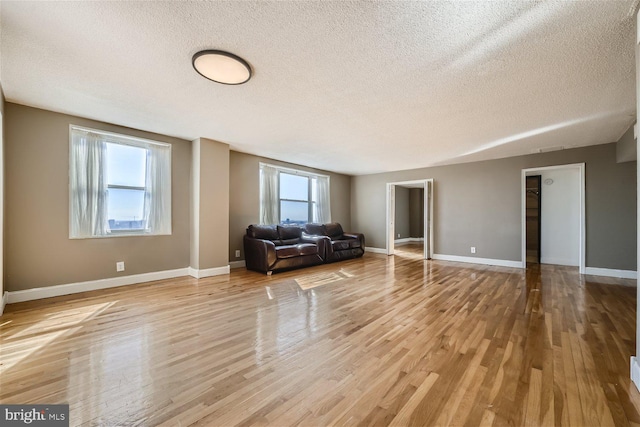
[1,1,636,175]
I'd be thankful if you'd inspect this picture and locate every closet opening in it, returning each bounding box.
[525,175,541,264]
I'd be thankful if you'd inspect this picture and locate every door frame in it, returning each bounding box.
[520,163,585,273]
[386,179,434,259]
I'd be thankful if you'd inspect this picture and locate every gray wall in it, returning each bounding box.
[352,143,636,270]
[229,151,351,261]
[409,188,424,238]
[5,103,192,291]
[394,186,410,239]
[617,124,636,163]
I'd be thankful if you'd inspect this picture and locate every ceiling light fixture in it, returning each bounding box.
[192,50,252,85]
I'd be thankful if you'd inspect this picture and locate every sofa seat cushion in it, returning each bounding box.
[349,239,362,249]
[275,243,318,259]
[280,238,301,246]
[331,240,351,251]
[297,244,319,256]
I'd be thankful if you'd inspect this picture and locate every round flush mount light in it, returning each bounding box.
[192,50,252,85]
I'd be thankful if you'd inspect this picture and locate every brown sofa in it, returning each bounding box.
[304,223,365,262]
[243,222,365,274]
[243,224,326,274]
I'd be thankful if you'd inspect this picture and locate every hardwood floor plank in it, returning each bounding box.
[523,367,542,426]
[388,372,439,427]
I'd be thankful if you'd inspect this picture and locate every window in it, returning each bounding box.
[279,172,317,225]
[259,163,330,225]
[69,126,172,238]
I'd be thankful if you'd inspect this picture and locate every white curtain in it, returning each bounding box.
[143,144,172,234]
[69,131,110,238]
[314,175,331,223]
[260,164,279,224]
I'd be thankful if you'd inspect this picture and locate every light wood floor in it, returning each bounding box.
[394,243,426,260]
[1,253,639,426]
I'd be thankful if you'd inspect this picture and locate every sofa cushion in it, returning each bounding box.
[325,223,344,239]
[331,240,351,251]
[298,244,319,256]
[275,245,299,259]
[304,223,326,236]
[349,239,362,249]
[275,243,318,259]
[247,224,279,241]
[278,226,302,245]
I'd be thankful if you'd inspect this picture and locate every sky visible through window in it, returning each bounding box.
[106,143,147,223]
[280,173,310,224]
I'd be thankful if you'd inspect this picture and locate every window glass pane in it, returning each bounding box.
[107,142,147,187]
[280,173,308,201]
[108,188,145,230]
[280,201,309,225]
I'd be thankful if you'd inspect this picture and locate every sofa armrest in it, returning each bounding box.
[301,232,328,243]
[343,232,365,247]
[301,232,330,260]
[243,235,277,273]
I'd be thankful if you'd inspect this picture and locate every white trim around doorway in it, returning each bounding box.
[520,163,586,273]
[385,179,434,260]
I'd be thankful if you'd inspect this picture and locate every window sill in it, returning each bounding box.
[69,231,172,240]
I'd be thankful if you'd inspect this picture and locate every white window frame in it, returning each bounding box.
[278,171,316,224]
[69,125,172,239]
[105,141,148,234]
[259,162,329,225]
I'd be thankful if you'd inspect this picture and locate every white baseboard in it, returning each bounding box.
[6,264,234,305]
[366,247,387,254]
[394,237,424,244]
[7,268,191,304]
[584,267,637,279]
[632,357,640,392]
[229,260,246,269]
[540,257,578,267]
[188,265,230,279]
[432,253,522,269]
[1,291,7,315]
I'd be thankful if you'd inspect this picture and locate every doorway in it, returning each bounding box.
[394,185,425,259]
[386,179,434,259]
[521,164,585,273]
[525,175,541,264]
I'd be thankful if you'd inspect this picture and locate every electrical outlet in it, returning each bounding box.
[470,247,476,254]
[397,233,401,238]
[235,250,241,258]
[116,261,125,272]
